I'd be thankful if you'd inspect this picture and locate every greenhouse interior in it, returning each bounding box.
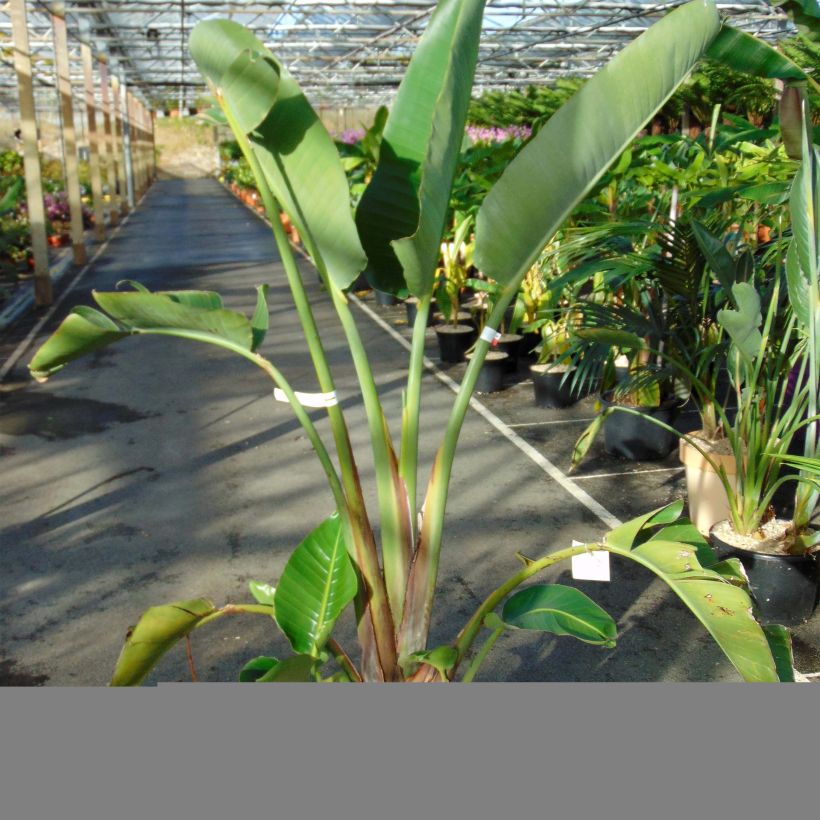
[0,0,819,685]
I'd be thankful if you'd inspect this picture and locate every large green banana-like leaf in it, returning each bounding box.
[111,599,217,686]
[189,19,366,290]
[602,507,781,682]
[705,25,808,82]
[356,0,486,295]
[110,599,274,686]
[501,585,617,648]
[29,287,265,382]
[93,291,253,348]
[789,142,819,305]
[274,513,358,657]
[474,0,720,287]
[717,282,763,363]
[605,500,686,550]
[29,308,128,382]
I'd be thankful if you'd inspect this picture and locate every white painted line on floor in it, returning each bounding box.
[508,417,598,428]
[570,466,684,481]
[0,191,147,383]
[351,295,623,530]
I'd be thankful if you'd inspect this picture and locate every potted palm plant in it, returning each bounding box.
[702,129,820,624]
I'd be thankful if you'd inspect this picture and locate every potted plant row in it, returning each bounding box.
[570,116,820,624]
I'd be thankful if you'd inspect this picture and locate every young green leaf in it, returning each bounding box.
[256,654,317,682]
[110,599,218,686]
[248,580,276,607]
[239,656,279,682]
[250,284,270,352]
[605,501,685,550]
[501,584,617,648]
[29,309,128,382]
[274,513,358,657]
[399,646,458,679]
[93,291,254,350]
[717,282,763,363]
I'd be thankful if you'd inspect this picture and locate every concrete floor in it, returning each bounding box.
[2,178,818,684]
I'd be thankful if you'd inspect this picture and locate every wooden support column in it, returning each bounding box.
[142,105,151,189]
[98,58,118,226]
[150,109,157,181]
[137,99,146,197]
[9,0,51,306]
[110,71,129,215]
[51,8,87,265]
[81,40,104,241]
[130,93,144,198]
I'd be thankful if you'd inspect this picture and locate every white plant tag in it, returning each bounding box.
[273,388,338,408]
[480,326,502,345]
[571,539,611,582]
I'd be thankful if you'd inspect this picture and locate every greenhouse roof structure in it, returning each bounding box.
[0,1,801,110]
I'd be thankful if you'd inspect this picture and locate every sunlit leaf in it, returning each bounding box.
[501,584,617,648]
[111,599,217,686]
[274,514,358,657]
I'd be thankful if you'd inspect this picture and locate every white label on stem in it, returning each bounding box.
[480,326,502,344]
[273,388,338,408]
[571,539,611,582]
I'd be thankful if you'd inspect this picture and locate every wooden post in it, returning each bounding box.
[98,58,118,226]
[150,109,157,181]
[9,0,51,306]
[137,102,147,194]
[81,39,105,241]
[119,78,135,208]
[110,71,129,215]
[141,104,152,190]
[131,94,144,199]
[51,8,87,265]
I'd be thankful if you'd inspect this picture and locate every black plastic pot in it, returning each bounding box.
[467,351,509,393]
[435,324,478,363]
[433,309,475,328]
[530,364,577,408]
[495,333,522,373]
[374,289,398,306]
[404,297,433,327]
[709,522,819,625]
[601,393,678,461]
[517,332,541,362]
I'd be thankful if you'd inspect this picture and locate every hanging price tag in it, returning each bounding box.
[571,540,611,582]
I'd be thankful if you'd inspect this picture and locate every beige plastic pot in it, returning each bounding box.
[679,435,739,536]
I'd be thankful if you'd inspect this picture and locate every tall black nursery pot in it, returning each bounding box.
[466,351,509,393]
[601,393,678,461]
[434,324,478,363]
[374,289,398,306]
[405,297,434,327]
[530,363,577,409]
[495,333,522,373]
[709,523,819,626]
